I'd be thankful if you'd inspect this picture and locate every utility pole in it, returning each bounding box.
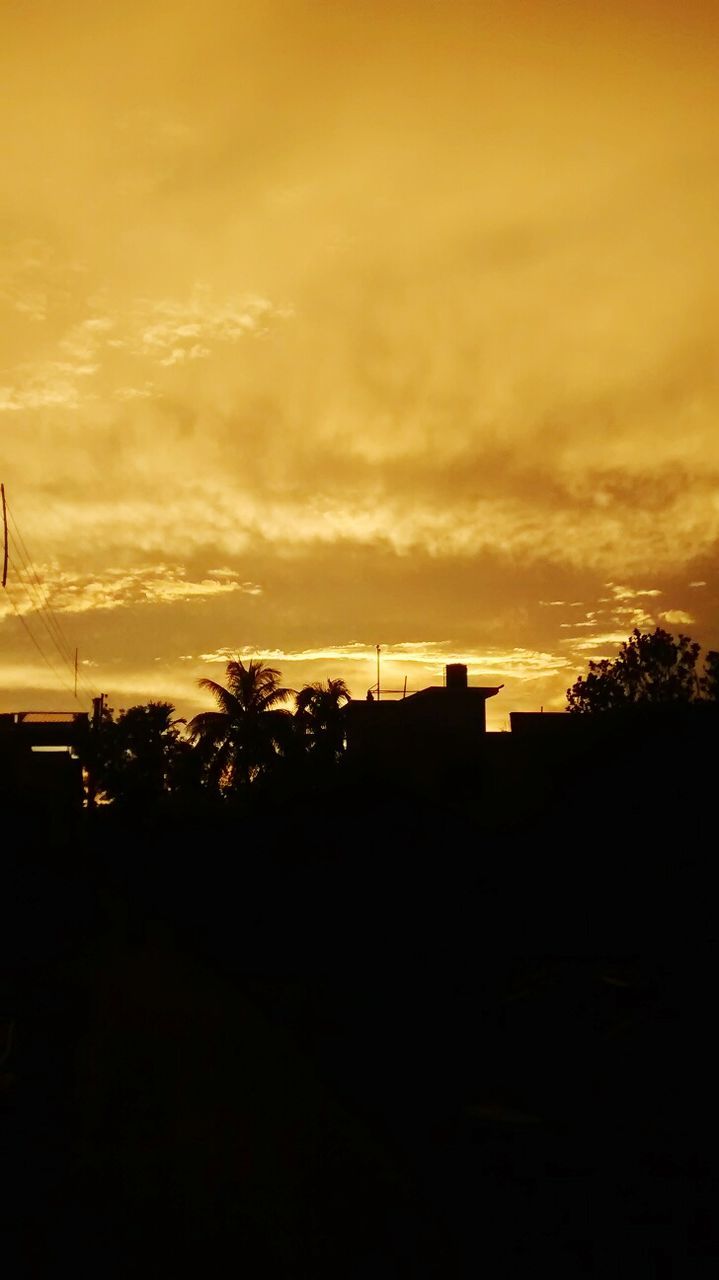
[376,645,381,701]
[74,648,78,700]
[87,693,106,811]
[1,483,7,589]
[92,693,106,730]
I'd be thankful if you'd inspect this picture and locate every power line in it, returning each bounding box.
[7,530,76,667]
[7,551,77,679]
[6,516,97,704]
[6,499,97,701]
[7,592,93,706]
[2,586,80,702]
[6,505,78,666]
[0,491,95,711]
[1,483,7,588]
[5,556,94,706]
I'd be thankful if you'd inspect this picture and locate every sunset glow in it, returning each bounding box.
[2,0,718,727]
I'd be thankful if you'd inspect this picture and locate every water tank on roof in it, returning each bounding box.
[445,663,468,690]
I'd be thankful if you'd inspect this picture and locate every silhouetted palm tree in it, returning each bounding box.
[295,677,351,765]
[188,659,294,793]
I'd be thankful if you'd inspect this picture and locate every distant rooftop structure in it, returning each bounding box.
[0,711,88,813]
[344,665,502,784]
[0,711,89,751]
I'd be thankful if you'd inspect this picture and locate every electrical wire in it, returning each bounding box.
[6,529,97,705]
[6,552,85,694]
[6,506,78,666]
[5,552,95,704]
[2,587,79,702]
[3,501,96,704]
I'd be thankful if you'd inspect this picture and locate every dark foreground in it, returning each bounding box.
[2,767,717,1276]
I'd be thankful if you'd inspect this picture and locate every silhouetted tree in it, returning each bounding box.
[96,701,190,805]
[295,677,351,766]
[700,649,719,701]
[567,627,705,713]
[187,659,294,794]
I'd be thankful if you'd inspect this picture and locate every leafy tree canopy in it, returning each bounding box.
[94,700,191,805]
[567,627,719,714]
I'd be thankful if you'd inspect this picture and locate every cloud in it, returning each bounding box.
[8,478,719,579]
[0,286,292,418]
[0,659,79,694]
[0,378,84,411]
[560,632,629,655]
[193,641,570,683]
[1,564,262,617]
[114,384,155,401]
[2,0,719,714]
[605,584,662,600]
[659,609,695,625]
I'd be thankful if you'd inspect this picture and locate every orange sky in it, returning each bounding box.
[2,0,718,727]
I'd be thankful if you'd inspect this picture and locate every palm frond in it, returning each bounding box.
[191,656,300,785]
[295,685,317,715]
[197,677,243,719]
[326,678,351,703]
[186,709,230,744]
[257,685,296,711]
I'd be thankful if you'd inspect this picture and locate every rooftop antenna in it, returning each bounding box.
[1,483,7,589]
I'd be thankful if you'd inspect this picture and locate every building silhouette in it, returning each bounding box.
[0,711,87,814]
[343,664,502,787]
